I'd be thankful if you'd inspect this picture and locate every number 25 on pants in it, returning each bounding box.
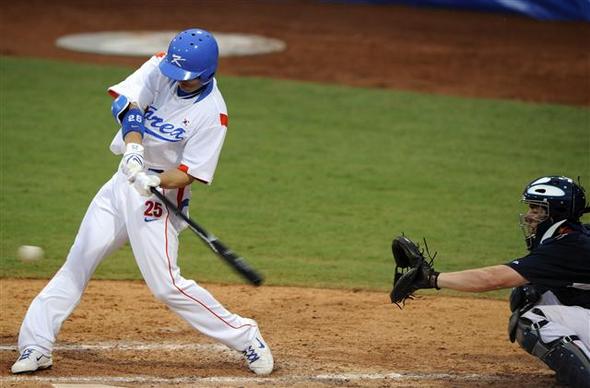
[144,200,163,222]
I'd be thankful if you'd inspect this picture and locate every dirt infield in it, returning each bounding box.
[1,0,586,386]
[0,279,553,387]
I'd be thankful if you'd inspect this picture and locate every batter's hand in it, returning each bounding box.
[120,143,145,181]
[133,172,161,197]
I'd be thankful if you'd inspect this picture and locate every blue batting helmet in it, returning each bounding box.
[159,28,219,83]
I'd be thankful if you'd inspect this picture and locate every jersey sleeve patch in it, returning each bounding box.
[108,89,119,99]
[220,113,229,127]
[155,51,166,58]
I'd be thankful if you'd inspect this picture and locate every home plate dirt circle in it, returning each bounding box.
[55,31,286,57]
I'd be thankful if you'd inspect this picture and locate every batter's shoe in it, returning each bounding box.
[11,348,52,374]
[242,330,273,375]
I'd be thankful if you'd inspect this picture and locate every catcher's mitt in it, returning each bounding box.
[390,235,440,308]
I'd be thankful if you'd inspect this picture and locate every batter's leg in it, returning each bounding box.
[17,175,128,356]
[125,188,258,351]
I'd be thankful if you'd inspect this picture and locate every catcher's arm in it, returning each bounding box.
[390,236,529,306]
[437,265,527,292]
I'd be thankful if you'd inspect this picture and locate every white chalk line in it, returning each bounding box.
[0,342,515,384]
[0,341,232,352]
[2,372,514,385]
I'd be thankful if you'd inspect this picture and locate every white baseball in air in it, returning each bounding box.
[17,245,44,262]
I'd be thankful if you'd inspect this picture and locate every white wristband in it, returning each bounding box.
[125,143,144,154]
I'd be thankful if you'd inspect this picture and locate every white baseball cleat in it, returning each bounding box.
[242,330,274,375]
[11,348,53,374]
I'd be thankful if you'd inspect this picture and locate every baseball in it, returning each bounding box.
[17,245,44,263]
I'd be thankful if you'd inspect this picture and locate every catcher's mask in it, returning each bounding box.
[520,176,588,250]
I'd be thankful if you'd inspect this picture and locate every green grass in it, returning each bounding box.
[1,56,588,298]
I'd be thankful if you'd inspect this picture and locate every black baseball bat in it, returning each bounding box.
[150,187,263,286]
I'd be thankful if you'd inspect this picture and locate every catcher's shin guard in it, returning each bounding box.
[543,338,590,388]
[516,316,590,387]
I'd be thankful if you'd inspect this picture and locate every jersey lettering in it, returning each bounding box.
[144,105,186,142]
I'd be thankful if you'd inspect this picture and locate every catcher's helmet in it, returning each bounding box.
[520,176,588,249]
[159,28,218,83]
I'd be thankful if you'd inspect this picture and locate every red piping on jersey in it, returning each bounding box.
[155,51,166,58]
[162,189,253,330]
[108,89,119,99]
[178,164,209,185]
[176,186,185,209]
[220,113,228,127]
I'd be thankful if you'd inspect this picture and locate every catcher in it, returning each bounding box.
[390,176,589,387]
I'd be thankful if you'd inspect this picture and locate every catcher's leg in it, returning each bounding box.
[516,307,590,387]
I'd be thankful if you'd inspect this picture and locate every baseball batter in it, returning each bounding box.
[12,28,273,375]
[390,176,590,387]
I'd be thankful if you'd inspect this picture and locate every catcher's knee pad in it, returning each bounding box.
[507,286,541,343]
[515,313,590,387]
[509,285,540,312]
[515,315,550,357]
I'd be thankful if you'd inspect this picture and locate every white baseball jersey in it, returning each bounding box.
[109,52,229,185]
[16,54,259,357]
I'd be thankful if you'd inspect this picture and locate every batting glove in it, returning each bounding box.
[133,171,161,197]
[120,143,144,181]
